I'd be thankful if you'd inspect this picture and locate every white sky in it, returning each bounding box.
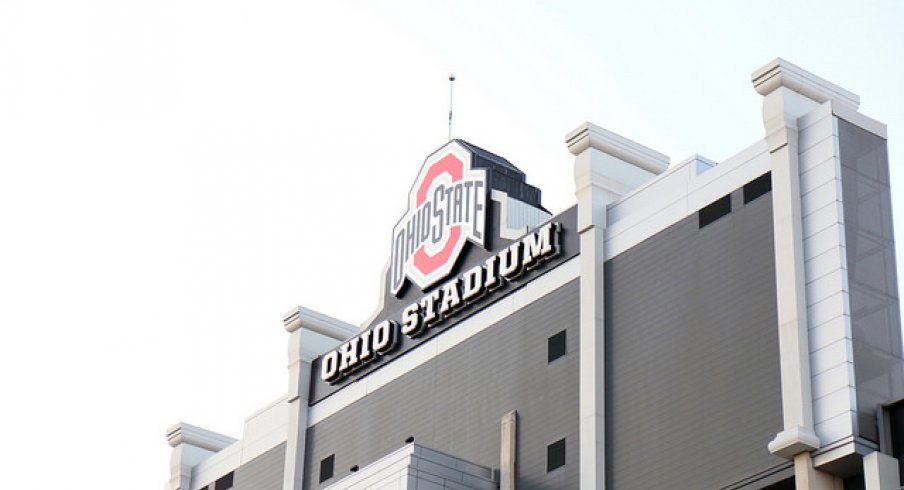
[1,1,902,487]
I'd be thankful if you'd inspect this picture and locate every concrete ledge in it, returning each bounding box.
[565,122,669,174]
[813,438,878,478]
[752,58,860,110]
[166,422,237,451]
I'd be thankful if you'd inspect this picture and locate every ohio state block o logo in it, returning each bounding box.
[390,142,487,296]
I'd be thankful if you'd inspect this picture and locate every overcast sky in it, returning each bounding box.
[1,1,902,487]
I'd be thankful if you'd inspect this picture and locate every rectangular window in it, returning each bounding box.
[698,194,732,228]
[320,454,335,483]
[214,472,233,490]
[548,330,566,362]
[743,173,772,204]
[547,438,566,472]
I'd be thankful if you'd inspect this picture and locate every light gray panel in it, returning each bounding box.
[605,186,788,489]
[838,119,904,443]
[304,280,580,490]
[233,442,286,490]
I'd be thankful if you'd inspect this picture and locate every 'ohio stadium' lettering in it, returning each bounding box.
[321,221,561,383]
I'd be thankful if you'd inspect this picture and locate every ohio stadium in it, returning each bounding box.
[165,58,904,490]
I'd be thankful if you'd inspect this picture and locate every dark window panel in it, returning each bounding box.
[743,173,772,204]
[214,472,233,490]
[548,330,566,362]
[698,195,732,228]
[320,454,335,483]
[547,438,566,472]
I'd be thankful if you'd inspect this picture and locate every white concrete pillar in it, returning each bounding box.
[164,423,237,490]
[752,58,862,488]
[566,122,668,490]
[752,59,829,460]
[282,306,358,490]
[863,451,901,490]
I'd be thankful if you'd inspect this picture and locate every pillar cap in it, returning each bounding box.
[165,422,236,451]
[767,425,821,459]
[283,305,359,339]
[752,58,859,110]
[566,122,669,175]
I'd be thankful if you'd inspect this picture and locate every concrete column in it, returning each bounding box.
[752,59,828,461]
[752,58,862,488]
[566,123,667,490]
[282,306,359,490]
[793,453,844,490]
[165,423,236,490]
[863,451,901,490]
[500,410,517,490]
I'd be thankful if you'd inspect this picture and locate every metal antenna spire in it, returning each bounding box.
[448,74,455,141]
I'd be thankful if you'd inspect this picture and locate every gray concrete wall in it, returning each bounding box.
[605,182,789,489]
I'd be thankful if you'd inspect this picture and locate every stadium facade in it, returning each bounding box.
[165,58,904,490]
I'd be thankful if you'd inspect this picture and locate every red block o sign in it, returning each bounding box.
[413,154,464,277]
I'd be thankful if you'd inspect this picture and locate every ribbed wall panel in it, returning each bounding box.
[605,187,788,489]
[233,442,285,490]
[304,280,579,490]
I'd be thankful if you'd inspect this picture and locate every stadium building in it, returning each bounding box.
[165,58,904,490]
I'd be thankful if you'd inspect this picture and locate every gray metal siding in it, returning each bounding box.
[304,279,580,489]
[838,119,904,443]
[233,442,286,490]
[605,187,788,489]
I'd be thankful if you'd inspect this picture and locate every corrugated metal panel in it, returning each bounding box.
[605,187,787,489]
[233,442,285,490]
[303,280,579,490]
